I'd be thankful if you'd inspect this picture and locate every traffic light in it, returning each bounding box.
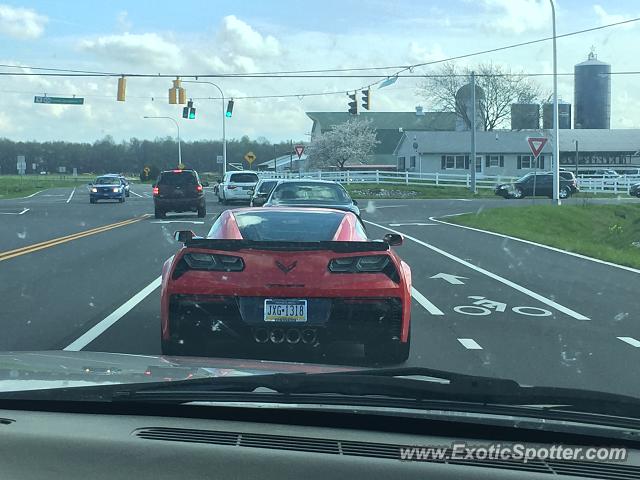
[182,106,189,119]
[183,100,196,119]
[347,92,358,115]
[226,99,234,118]
[361,88,371,110]
[117,77,126,102]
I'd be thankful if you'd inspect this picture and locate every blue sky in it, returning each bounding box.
[1,0,639,142]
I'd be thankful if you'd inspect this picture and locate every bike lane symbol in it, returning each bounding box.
[454,296,552,317]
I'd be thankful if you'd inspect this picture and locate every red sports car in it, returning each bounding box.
[160,207,412,363]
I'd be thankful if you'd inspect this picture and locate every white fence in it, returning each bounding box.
[258,170,640,194]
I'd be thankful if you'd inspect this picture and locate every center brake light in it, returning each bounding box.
[172,169,183,173]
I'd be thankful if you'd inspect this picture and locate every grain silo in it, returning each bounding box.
[574,52,611,129]
[542,102,571,129]
[511,104,540,129]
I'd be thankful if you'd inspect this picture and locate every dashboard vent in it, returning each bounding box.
[135,427,639,479]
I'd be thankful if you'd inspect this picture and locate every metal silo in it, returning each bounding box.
[542,102,571,129]
[510,104,540,129]
[574,52,611,129]
[455,83,485,130]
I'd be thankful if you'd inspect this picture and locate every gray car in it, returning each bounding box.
[263,179,360,217]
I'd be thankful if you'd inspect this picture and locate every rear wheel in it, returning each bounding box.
[559,186,570,199]
[511,187,524,199]
[197,205,206,218]
[364,334,410,365]
[154,207,165,219]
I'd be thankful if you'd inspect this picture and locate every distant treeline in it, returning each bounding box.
[0,135,300,176]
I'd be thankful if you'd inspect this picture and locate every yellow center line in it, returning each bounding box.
[0,214,151,262]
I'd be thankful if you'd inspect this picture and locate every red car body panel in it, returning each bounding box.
[161,208,411,345]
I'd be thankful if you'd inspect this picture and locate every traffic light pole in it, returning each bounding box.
[183,81,227,176]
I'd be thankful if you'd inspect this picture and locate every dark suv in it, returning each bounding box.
[495,172,579,199]
[153,169,207,218]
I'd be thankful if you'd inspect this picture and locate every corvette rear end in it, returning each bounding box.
[160,208,411,363]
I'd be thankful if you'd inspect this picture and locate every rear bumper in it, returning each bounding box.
[222,188,252,200]
[154,197,205,211]
[163,294,405,347]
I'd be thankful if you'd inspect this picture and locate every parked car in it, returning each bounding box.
[89,176,127,203]
[263,179,360,217]
[495,172,578,199]
[163,207,410,363]
[152,169,207,219]
[217,171,260,204]
[249,179,278,206]
[630,182,640,197]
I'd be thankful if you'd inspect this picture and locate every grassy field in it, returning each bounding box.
[447,204,640,269]
[344,183,497,199]
[0,174,97,199]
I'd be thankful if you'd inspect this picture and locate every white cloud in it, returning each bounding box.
[407,42,446,64]
[0,4,47,39]
[217,15,281,58]
[116,10,132,32]
[478,0,552,34]
[593,5,637,29]
[79,33,182,69]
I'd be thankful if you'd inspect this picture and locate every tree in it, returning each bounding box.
[306,118,379,170]
[418,62,546,131]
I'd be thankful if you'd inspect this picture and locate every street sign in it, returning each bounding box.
[17,155,26,175]
[527,137,548,159]
[294,145,305,159]
[216,155,223,164]
[244,152,256,165]
[34,96,84,105]
[72,168,78,177]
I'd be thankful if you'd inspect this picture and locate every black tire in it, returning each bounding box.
[511,187,524,199]
[119,196,125,203]
[154,207,165,219]
[559,186,571,199]
[197,205,206,218]
[125,190,130,197]
[364,334,411,365]
[89,198,96,204]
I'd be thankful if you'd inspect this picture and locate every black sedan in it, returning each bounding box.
[263,179,360,217]
[630,182,640,198]
[495,172,578,199]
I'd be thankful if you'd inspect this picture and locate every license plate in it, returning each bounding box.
[264,299,307,323]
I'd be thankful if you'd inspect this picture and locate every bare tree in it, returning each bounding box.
[418,63,547,131]
[306,118,379,170]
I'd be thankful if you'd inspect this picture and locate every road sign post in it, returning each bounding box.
[527,137,548,200]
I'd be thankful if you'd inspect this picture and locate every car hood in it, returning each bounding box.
[0,351,361,393]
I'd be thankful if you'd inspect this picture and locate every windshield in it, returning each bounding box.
[2,0,640,433]
[271,183,351,204]
[233,210,346,241]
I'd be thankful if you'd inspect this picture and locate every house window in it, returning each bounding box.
[455,155,465,169]
[398,157,406,170]
[488,155,500,167]
[445,155,455,169]
[410,156,416,168]
[517,155,545,169]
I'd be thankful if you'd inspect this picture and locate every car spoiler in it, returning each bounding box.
[174,231,395,252]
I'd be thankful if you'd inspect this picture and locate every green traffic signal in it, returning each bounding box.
[226,99,234,118]
[189,108,196,119]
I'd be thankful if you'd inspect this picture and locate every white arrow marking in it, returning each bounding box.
[618,337,640,348]
[458,338,483,350]
[430,273,468,285]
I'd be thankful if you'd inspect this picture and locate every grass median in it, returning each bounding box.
[446,204,640,269]
[344,183,497,199]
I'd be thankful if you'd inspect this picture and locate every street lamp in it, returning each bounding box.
[143,116,181,168]
[182,81,227,176]
[550,0,560,205]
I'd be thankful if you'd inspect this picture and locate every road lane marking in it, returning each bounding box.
[389,223,438,226]
[66,187,76,203]
[411,287,444,315]
[0,208,29,215]
[430,216,640,275]
[365,220,590,321]
[458,338,483,349]
[23,190,44,198]
[129,190,144,198]
[143,193,151,198]
[618,337,640,348]
[0,215,151,262]
[64,276,162,351]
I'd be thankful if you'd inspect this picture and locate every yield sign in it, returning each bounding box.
[527,137,548,159]
[294,145,305,159]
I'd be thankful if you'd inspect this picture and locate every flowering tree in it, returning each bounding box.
[307,118,379,170]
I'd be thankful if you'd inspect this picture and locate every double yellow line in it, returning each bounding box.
[0,215,150,262]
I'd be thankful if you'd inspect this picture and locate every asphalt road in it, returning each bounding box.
[1,184,639,397]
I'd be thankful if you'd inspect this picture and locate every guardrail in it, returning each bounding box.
[258,170,640,194]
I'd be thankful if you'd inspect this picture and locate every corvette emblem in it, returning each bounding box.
[275,260,297,274]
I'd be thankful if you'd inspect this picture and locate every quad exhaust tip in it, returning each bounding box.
[285,328,301,344]
[269,328,285,344]
[253,328,269,343]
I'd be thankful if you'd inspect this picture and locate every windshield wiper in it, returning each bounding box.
[107,366,640,419]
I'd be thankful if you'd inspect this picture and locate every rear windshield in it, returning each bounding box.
[258,181,277,193]
[158,172,197,185]
[234,210,345,242]
[229,173,259,183]
[270,183,351,204]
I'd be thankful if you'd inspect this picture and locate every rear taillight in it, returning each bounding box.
[196,184,203,192]
[183,253,244,272]
[329,255,389,273]
[153,186,159,195]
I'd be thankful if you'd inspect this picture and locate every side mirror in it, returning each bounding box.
[383,233,403,246]
[174,230,195,243]
[201,181,209,187]
[352,199,359,206]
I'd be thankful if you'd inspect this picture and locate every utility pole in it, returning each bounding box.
[550,0,560,205]
[289,139,293,174]
[143,116,181,168]
[470,71,477,194]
